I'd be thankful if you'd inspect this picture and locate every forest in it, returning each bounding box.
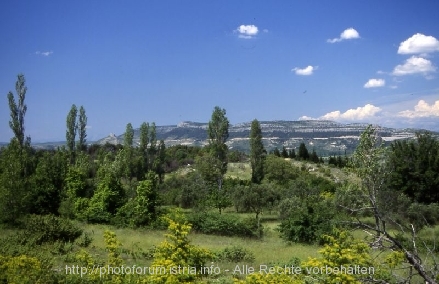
[2,75,439,283]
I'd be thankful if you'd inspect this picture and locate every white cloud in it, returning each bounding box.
[392,56,436,76]
[35,51,53,56]
[300,98,439,130]
[298,116,317,120]
[301,104,382,121]
[398,100,439,118]
[236,25,258,39]
[292,65,317,76]
[364,78,385,88]
[321,104,382,120]
[327,28,360,43]
[398,33,439,54]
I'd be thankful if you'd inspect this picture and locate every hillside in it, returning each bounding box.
[97,120,424,156]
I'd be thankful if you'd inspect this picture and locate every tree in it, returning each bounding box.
[0,139,33,223]
[123,123,134,189]
[281,146,288,158]
[249,119,264,184]
[66,104,77,163]
[349,125,387,238]
[207,106,229,206]
[233,184,274,232]
[7,74,28,147]
[263,155,298,185]
[137,122,149,179]
[61,165,88,219]
[288,149,296,159]
[197,106,230,213]
[124,122,134,149]
[118,171,158,227]
[134,171,158,225]
[298,142,309,160]
[387,132,439,203]
[85,156,125,223]
[154,140,166,183]
[310,149,319,163]
[148,122,157,171]
[77,106,87,151]
[1,74,33,223]
[30,151,65,215]
[344,125,438,283]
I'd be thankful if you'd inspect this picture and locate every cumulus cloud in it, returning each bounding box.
[300,104,382,122]
[364,78,385,88]
[321,104,382,120]
[398,100,439,118]
[236,25,259,39]
[292,65,317,76]
[298,116,317,121]
[392,56,436,76]
[398,33,439,54]
[327,28,360,43]
[35,51,53,56]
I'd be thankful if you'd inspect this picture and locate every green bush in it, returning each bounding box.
[215,246,255,263]
[278,198,335,244]
[406,202,439,229]
[188,212,262,238]
[267,256,301,268]
[76,232,93,248]
[18,214,83,245]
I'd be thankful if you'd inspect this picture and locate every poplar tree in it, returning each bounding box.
[148,122,157,170]
[66,104,78,163]
[1,74,32,223]
[119,123,134,194]
[77,106,87,151]
[124,123,134,178]
[155,140,166,183]
[196,106,230,213]
[207,106,229,191]
[137,122,149,179]
[7,74,28,147]
[250,119,264,184]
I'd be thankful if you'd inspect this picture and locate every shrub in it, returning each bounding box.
[18,214,83,245]
[149,209,213,283]
[278,197,334,244]
[303,230,392,283]
[76,232,93,248]
[0,255,49,284]
[215,246,255,263]
[406,202,439,229]
[267,256,301,268]
[235,266,303,284]
[188,212,262,238]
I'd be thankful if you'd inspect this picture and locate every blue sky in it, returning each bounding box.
[1,1,439,142]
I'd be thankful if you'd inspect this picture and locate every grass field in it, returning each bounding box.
[79,215,320,269]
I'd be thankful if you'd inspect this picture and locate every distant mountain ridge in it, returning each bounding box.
[96,120,427,156]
